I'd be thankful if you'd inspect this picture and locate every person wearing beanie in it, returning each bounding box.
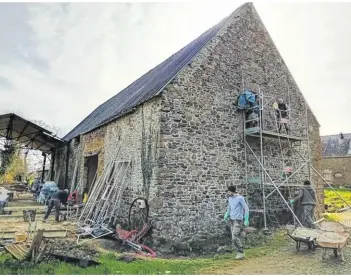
[289,180,316,228]
[224,185,250,260]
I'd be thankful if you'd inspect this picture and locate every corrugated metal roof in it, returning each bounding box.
[63,4,248,141]
[321,133,351,157]
[0,113,64,152]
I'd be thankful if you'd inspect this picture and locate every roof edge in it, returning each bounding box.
[321,133,351,138]
[63,4,250,140]
[154,2,248,99]
[322,155,351,159]
[252,3,321,128]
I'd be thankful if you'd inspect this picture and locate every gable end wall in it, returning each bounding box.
[155,4,322,250]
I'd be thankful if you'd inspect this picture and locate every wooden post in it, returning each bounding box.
[41,153,47,183]
[64,145,70,189]
[50,150,55,181]
[28,229,44,262]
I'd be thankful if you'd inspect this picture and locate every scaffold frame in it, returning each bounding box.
[242,87,351,229]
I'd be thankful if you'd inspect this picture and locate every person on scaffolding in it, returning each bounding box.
[273,98,290,134]
[224,185,249,260]
[289,180,316,228]
[42,189,69,223]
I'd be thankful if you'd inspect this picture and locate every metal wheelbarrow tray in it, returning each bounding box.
[316,221,345,233]
[287,227,324,251]
[316,231,349,262]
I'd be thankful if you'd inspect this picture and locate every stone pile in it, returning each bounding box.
[47,239,98,261]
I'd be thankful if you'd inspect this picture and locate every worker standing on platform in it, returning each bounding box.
[274,98,290,134]
[224,186,250,260]
[289,180,316,228]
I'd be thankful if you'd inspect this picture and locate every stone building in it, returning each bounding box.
[321,133,351,188]
[53,3,322,250]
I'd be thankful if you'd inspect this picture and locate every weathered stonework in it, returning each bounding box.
[154,4,323,245]
[102,99,161,224]
[52,3,323,252]
[321,157,351,187]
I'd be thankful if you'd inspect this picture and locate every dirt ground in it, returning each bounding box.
[202,212,351,275]
[202,244,351,275]
[0,197,77,234]
[336,212,351,228]
[2,194,351,275]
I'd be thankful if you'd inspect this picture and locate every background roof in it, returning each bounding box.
[321,133,351,157]
[0,113,64,153]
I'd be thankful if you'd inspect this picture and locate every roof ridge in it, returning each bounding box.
[321,133,351,138]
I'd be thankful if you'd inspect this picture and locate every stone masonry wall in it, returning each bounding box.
[321,157,351,187]
[54,98,161,228]
[154,3,322,248]
[103,98,161,226]
[80,126,106,190]
[52,139,82,190]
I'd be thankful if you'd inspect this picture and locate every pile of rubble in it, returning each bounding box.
[47,238,98,261]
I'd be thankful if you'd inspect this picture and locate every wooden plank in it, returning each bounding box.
[35,242,48,263]
[0,230,67,239]
[337,207,351,213]
[4,243,29,260]
[313,218,325,225]
[245,128,305,142]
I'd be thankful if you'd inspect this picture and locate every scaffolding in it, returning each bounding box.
[241,88,351,229]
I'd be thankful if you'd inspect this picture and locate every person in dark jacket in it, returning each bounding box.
[290,180,316,228]
[42,189,69,223]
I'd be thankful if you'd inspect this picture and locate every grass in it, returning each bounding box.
[3,188,347,275]
[324,188,351,212]
[323,188,351,225]
[0,232,287,275]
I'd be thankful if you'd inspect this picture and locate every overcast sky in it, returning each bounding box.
[0,2,350,137]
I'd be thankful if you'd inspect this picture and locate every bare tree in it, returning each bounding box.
[32,120,64,138]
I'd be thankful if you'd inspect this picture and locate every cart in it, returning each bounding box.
[314,221,349,262]
[317,231,349,262]
[286,227,323,251]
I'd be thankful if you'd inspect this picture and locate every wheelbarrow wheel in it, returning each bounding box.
[308,241,315,251]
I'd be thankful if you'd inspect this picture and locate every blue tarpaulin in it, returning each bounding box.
[237,90,257,110]
[38,181,59,204]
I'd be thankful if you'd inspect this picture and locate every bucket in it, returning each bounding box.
[14,232,27,243]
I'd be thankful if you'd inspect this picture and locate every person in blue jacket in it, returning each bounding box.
[224,185,250,260]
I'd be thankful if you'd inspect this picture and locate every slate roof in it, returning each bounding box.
[321,133,351,157]
[63,4,250,141]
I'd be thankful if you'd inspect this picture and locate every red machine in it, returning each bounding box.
[115,223,156,258]
[113,197,156,257]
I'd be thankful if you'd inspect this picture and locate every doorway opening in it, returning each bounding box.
[84,154,98,194]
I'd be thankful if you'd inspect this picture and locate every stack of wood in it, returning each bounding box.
[4,229,49,263]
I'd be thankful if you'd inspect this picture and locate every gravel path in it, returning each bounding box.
[338,212,351,228]
[201,238,351,275]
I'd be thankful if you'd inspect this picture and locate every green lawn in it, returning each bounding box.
[0,233,286,275]
[2,188,348,275]
[324,188,351,212]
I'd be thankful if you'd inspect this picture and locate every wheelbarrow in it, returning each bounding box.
[317,231,349,262]
[314,221,349,262]
[286,227,323,251]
